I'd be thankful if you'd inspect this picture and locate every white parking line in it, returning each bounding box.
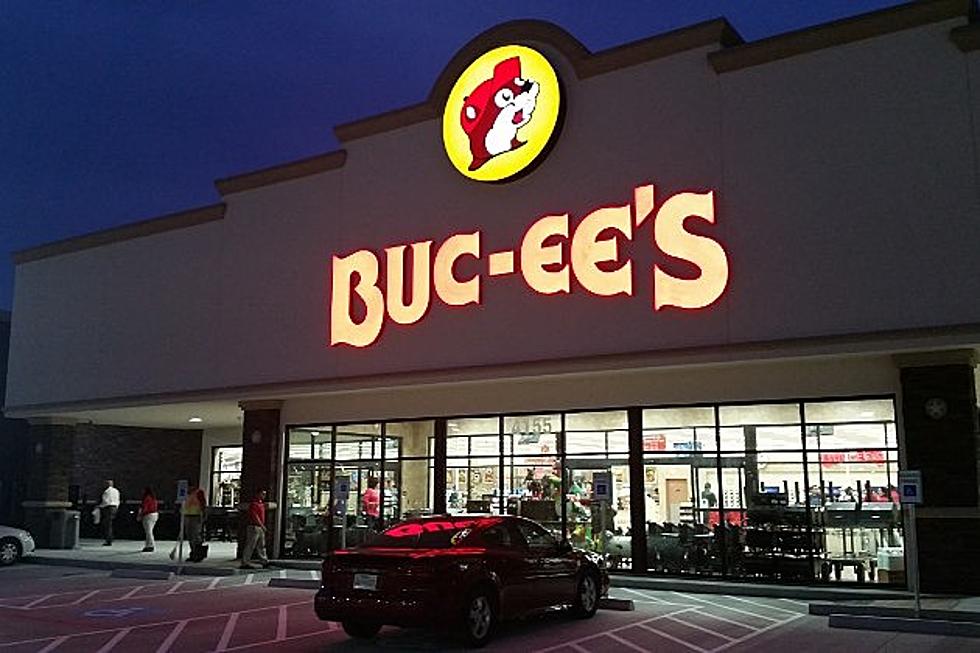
[207,627,338,652]
[639,621,708,652]
[535,607,696,653]
[674,593,779,622]
[712,612,805,652]
[23,594,53,609]
[724,595,801,615]
[165,581,186,595]
[155,620,187,653]
[618,587,699,607]
[208,578,221,590]
[95,627,131,653]
[276,605,288,640]
[606,631,650,652]
[36,636,68,653]
[569,644,589,653]
[665,614,736,641]
[215,612,239,651]
[680,606,759,632]
[243,573,254,586]
[777,597,810,608]
[68,590,101,605]
[119,586,146,600]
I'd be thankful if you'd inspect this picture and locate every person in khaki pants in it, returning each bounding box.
[241,489,270,569]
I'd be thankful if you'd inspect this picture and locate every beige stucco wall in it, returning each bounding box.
[5,16,978,413]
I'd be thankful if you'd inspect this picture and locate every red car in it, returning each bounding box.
[314,514,609,647]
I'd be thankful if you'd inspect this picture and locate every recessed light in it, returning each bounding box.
[188,417,203,423]
[311,431,320,436]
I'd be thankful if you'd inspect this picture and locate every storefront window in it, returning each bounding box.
[210,446,242,508]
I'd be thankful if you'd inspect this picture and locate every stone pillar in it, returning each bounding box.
[22,418,76,547]
[897,350,980,593]
[238,400,283,558]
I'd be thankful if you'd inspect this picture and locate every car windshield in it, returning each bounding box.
[365,518,482,549]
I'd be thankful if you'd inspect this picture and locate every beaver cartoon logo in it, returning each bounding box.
[460,56,539,171]
[443,45,561,182]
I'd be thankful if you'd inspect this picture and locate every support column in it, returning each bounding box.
[628,408,648,572]
[238,400,283,558]
[897,351,980,593]
[22,419,76,547]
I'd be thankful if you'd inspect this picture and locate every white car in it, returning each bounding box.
[0,526,36,565]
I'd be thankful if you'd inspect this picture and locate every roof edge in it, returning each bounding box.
[215,150,347,197]
[334,18,740,145]
[709,0,971,74]
[12,203,227,265]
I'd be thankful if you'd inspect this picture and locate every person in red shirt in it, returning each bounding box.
[136,486,159,552]
[362,477,381,530]
[241,489,270,569]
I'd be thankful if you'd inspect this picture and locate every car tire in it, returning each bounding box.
[570,570,599,619]
[0,538,21,566]
[459,586,497,648]
[341,620,381,639]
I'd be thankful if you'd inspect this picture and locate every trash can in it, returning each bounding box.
[47,509,81,549]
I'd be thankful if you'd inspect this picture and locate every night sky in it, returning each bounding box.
[1,1,905,311]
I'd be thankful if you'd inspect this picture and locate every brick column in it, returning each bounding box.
[22,419,76,547]
[897,350,980,593]
[238,400,283,558]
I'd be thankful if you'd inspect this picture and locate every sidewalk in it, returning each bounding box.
[27,538,243,576]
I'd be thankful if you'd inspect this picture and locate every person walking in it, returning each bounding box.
[182,485,207,561]
[241,489,270,569]
[99,480,121,546]
[361,477,380,530]
[137,486,159,552]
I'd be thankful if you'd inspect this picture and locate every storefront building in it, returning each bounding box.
[6,1,980,591]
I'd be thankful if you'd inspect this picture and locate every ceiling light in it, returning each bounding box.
[859,411,874,417]
[188,417,203,423]
[311,431,320,436]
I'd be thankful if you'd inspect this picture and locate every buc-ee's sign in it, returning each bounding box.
[328,45,729,348]
[330,184,730,347]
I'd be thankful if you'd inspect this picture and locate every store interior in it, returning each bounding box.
[279,398,903,585]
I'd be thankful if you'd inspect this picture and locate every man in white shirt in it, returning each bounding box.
[99,480,121,545]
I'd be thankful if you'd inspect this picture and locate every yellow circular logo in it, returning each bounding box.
[443,45,562,182]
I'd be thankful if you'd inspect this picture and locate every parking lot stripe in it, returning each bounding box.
[23,594,54,608]
[119,586,146,600]
[619,588,698,607]
[777,597,809,608]
[674,593,779,622]
[276,605,288,640]
[665,614,736,641]
[215,612,239,651]
[569,644,589,653]
[724,595,801,615]
[68,590,102,605]
[36,636,68,653]
[154,620,187,653]
[208,628,340,652]
[711,612,805,652]
[243,573,254,585]
[95,627,131,653]
[208,578,221,590]
[638,621,709,652]
[535,607,696,653]
[606,632,650,652]
[679,608,757,633]
[165,581,186,595]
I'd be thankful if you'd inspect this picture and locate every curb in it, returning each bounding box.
[27,555,241,577]
[610,575,911,601]
[110,569,174,580]
[268,578,320,590]
[828,613,980,638]
[810,603,980,623]
[599,597,634,611]
[269,559,320,571]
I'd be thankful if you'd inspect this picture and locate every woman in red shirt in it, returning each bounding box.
[137,487,159,552]
[362,477,381,530]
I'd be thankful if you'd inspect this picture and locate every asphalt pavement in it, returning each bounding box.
[1,563,978,652]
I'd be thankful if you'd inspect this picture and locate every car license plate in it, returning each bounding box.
[353,573,378,591]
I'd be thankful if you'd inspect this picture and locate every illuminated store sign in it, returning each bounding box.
[442,45,561,182]
[330,184,730,347]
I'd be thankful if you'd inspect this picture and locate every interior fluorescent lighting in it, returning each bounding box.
[859,411,874,417]
[311,431,320,436]
[188,417,203,423]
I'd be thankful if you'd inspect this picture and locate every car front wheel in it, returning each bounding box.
[460,588,496,647]
[0,538,21,566]
[341,620,381,639]
[570,571,599,619]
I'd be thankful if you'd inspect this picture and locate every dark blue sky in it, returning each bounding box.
[1,1,905,310]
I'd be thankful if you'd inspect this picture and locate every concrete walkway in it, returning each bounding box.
[28,539,244,575]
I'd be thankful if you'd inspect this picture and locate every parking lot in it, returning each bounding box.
[1,564,978,652]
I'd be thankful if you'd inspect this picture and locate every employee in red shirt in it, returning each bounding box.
[241,489,270,569]
[137,486,159,552]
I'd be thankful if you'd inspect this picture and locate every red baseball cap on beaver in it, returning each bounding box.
[460,56,521,135]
